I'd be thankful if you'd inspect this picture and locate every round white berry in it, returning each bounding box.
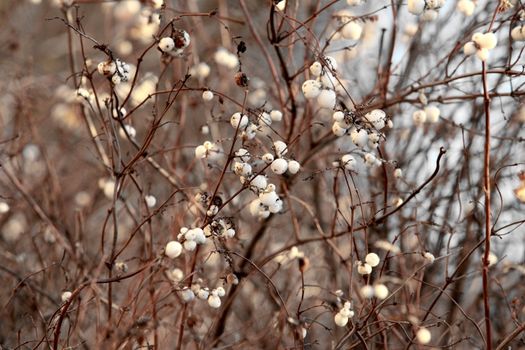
[332,122,347,136]
[287,160,301,174]
[273,140,288,158]
[341,154,356,171]
[412,110,427,126]
[270,110,283,122]
[271,158,288,174]
[475,32,497,50]
[408,0,425,15]
[302,80,322,99]
[145,195,157,208]
[334,312,349,327]
[425,106,440,123]
[250,175,268,190]
[476,48,490,61]
[183,240,197,251]
[360,285,375,298]
[230,112,249,129]
[457,0,475,16]
[0,202,10,214]
[309,61,322,77]
[181,287,195,302]
[165,241,183,258]
[394,168,403,178]
[317,89,336,109]
[374,284,389,300]
[416,328,431,344]
[262,153,274,164]
[61,291,72,303]
[202,90,214,101]
[351,128,368,148]
[259,191,279,206]
[357,262,372,275]
[463,41,477,56]
[208,294,221,308]
[342,21,362,40]
[195,145,207,159]
[365,252,380,267]
[424,251,435,263]
[158,37,175,52]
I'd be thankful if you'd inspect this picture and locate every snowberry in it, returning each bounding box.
[342,21,363,40]
[165,241,183,258]
[215,286,226,297]
[242,123,258,139]
[332,122,347,136]
[333,111,345,122]
[365,109,387,130]
[474,32,497,50]
[208,294,221,308]
[350,128,368,148]
[347,0,363,5]
[302,80,322,99]
[425,106,440,123]
[324,56,338,71]
[270,110,283,122]
[260,191,279,206]
[334,312,349,327]
[183,240,197,251]
[195,145,207,159]
[145,195,157,208]
[168,268,184,282]
[374,284,389,300]
[268,199,283,213]
[341,154,356,170]
[364,152,379,167]
[394,168,403,178]
[457,0,475,16]
[463,41,477,56]
[487,252,498,266]
[158,37,175,52]
[271,158,288,174]
[181,287,195,302]
[272,141,287,158]
[197,288,210,300]
[235,148,251,162]
[317,89,336,109]
[202,90,214,101]
[408,0,425,15]
[0,202,10,214]
[511,26,525,41]
[404,23,418,37]
[214,48,239,69]
[360,285,375,298]
[275,0,286,11]
[262,153,274,164]
[476,48,489,61]
[97,60,116,76]
[416,328,431,344]
[412,110,427,126]
[424,251,435,263]
[421,9,438,21]
[190,62,211,79]
[119,125,136,139]
[287,160,301,174]
[231,112,249,129]
[365,252,380,267]
[250,175,267,190]
[309,61,322,77]
[357,262,372,275]
[61,291,72,303]
[234,162,252,176]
